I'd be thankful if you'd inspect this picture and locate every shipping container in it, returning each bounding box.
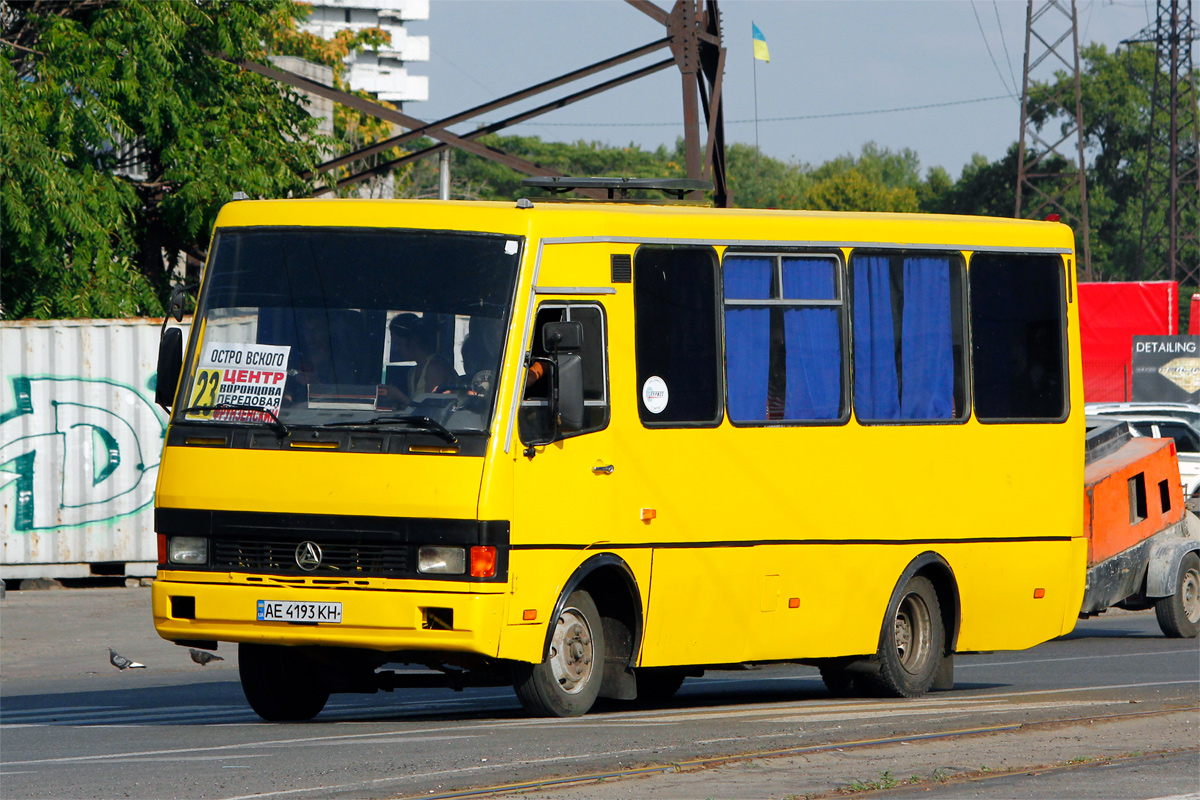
[1,318,190,580]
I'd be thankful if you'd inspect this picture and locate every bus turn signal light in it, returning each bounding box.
[1033,588,1046,599]
[788,597,801,608]
[523,609,537,621]
[470,546,497,578]
[640,508,657,522]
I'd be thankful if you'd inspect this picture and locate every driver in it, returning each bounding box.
[380,314,455,408]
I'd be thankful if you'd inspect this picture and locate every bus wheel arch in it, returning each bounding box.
[514,553,643,716]
[872,552,960,697]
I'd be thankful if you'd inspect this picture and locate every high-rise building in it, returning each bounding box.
[298,0,430,105]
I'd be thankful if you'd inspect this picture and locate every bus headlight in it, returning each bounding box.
[168,536,208,565]
[418,546,466,575]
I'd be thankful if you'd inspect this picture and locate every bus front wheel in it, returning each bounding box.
[512,590,606,717]
[869,575,944,698]
[238,643,330,722]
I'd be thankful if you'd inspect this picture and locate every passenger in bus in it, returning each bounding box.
[380,314,455,407]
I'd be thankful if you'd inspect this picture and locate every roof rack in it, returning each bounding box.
[520,177,713,203]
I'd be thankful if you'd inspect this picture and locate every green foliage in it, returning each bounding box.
[725,142,809,208]
[1,0,322,319]
[397,134,688,201]
[1013,42,1198,279]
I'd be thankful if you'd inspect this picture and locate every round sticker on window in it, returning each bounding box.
[642,376,669,414]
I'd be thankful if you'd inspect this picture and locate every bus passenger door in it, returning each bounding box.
[512,302,617,592]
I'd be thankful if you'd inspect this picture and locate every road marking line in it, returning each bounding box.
[0,705,121,717]
[772,699,1116,724]
[974,680,1199,698]
[959,650,1197,668]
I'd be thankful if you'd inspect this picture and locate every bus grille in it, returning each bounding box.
[211,538,409,577]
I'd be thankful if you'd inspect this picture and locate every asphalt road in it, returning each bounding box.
[0,587,1196,800]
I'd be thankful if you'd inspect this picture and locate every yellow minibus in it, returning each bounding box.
[152,181,1085,720]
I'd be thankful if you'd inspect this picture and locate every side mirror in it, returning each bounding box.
[543,321,585,433]
[556,353,584,432]
[167,283,188,322]
[156,327,184,410]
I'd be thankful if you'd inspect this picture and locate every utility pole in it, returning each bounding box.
[1125,0,1200,285]
[1016,0,1092,278]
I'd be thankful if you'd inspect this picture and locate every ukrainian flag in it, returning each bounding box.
[752,22,769,62]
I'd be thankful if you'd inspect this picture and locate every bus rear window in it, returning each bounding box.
[969,254,1066,421]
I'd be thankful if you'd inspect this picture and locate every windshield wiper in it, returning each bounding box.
[324,415,458,444]
[179,403,289,438]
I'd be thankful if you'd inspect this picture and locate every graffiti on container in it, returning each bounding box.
[0,377,165,531]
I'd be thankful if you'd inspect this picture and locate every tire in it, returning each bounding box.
[512,590,606,717]
[866,575,944,698]
[633,668,687,705]
[1155,551,1200,639]
[238,643,330,722]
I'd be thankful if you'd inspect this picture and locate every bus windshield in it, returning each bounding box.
[177,227,522,434]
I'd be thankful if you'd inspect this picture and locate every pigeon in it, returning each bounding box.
[108,647,145,670]
[189,648,224,666]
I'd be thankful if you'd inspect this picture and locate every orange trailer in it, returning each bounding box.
[1081,418,1200,637]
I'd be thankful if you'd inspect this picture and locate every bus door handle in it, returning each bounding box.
[592,464,614,475]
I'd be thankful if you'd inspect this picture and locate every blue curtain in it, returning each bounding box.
[853,255,953,420]
[725,256,841,422]
[724,257,772,420]
[726,308,771,420]
[900,258,953,418]
[782,259,840,419]
[853,256,901,420]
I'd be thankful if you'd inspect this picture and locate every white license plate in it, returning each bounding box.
[256,599,342,623]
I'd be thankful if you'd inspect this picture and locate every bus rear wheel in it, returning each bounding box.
[512,590,606,717]
[868,575,944,698]
[1155,551,1200,638]
[238,643,330,722]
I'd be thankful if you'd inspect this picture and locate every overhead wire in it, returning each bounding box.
[971,0,1019,97]
[489,94,1015,129]
[993,0,1021,97]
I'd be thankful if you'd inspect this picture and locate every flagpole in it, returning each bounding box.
[753,52,760,155]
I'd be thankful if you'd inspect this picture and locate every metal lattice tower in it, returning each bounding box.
[1126,0,1200,284]
[1016,0,1092,278]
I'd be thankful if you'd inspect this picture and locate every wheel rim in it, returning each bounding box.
[893,591,933,675]
[1183,567,1200,624]
[548,606,594,694]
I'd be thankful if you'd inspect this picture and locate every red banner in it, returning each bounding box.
[1078,281,1177,401]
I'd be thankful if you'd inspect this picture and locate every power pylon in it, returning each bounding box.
[1125,0,1200,284]
[1016,0,1092,278]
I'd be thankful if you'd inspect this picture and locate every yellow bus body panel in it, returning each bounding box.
[152,578,505,653]
[156,446,484,519]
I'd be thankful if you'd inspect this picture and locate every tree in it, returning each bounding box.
[1,0,324,319]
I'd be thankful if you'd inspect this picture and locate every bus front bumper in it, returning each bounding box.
[152,577,507,656]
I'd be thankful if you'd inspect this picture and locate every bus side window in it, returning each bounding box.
[969,254,1066,421]
[518,303,610,443]
[634,247,722,426]
[723,253,845,423]
[850,251,967,423]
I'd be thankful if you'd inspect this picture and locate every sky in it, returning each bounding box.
[405,0,1161,180]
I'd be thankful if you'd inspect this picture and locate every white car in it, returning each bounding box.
[1085,403,1200,497]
